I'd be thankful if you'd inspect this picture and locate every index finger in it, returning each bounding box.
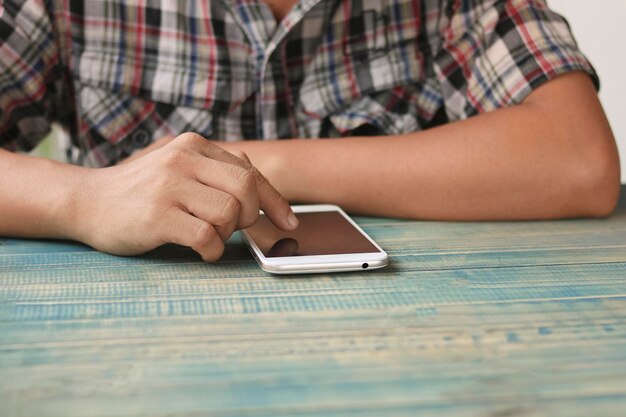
[252,167,299,231]
[232,150,299,231]
[180,133,298,231]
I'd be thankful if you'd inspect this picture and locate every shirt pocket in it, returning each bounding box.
[71,3,256,164]
[77,46,256,114]
[75,83,221,166]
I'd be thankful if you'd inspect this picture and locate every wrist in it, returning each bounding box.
[262,141,297,201]
[0,151,104,242]
[56,162,98,243]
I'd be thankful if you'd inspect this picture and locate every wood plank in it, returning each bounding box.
[2,298,625,416]
[1,189,626,416]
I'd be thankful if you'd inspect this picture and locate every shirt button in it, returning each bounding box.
[131,129,151,148]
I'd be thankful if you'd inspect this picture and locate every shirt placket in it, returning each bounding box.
[224,0,325,139]
[258,0,325,139]
[218,0,276,139]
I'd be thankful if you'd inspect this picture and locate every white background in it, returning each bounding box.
[549,0,626,182]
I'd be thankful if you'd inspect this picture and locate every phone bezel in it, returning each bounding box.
[241,204,388,274]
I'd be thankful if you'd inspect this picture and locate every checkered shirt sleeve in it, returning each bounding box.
[434,0,598,120]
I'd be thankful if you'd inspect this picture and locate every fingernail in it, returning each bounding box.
[287,211,299,229]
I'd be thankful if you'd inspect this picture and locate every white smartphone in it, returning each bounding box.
[241,204,388,274]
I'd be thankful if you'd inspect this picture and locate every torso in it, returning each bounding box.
[8,0,580,167]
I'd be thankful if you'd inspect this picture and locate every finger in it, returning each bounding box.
[162,209,225,262]
[222,151,297,231]
[254,169,299,231]
[196,142,297,230]
[177,132,249,168]
[180,181,240,241]
[176,133,297,230]
[189,154,260,229]
[192,153,297,231]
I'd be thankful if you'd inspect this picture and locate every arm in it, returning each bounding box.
[0,4,301,260]
[0,134,297,260]
[220,72,620,220]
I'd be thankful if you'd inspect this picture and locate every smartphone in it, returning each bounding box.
[241,204,388,274]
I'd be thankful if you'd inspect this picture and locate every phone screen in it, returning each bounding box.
[245,211,380,257]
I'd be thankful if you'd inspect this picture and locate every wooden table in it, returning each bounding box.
[2,190,626,417]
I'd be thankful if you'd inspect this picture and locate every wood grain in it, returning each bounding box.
[1,189,626,416]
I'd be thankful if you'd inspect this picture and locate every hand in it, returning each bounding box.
[120,135,176,164]
[72,132,298,261]
[124,136,289,198]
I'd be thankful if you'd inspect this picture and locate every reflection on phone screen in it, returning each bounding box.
[267,238,299,257]
[246,212,379,257]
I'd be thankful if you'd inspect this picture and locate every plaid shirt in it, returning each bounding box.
[1,0,597,167]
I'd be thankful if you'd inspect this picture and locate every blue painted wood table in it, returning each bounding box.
[2,191,626,417]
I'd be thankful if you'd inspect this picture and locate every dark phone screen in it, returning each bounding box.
[245,211,380,257]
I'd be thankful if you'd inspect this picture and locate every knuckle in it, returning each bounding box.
[192,222,215,247]
[201,241,225,263]
[215,223,235,241]
[247,165,263,180]
[217,195,240,225]
[176,132,204,146]
[238,208,259,229]
[236,167,257,192]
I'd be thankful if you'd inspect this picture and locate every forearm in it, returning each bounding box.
[0,134,296,260]
[0,149,85,239]
[224,74,620,220]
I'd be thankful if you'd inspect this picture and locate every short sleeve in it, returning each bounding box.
[433,0,599,121]
[0,0,64,151]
